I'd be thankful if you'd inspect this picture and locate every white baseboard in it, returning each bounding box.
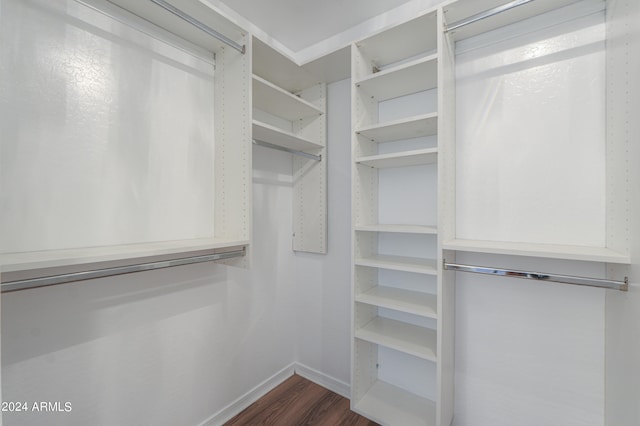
[200,363,295,426]
[294,362,351,399]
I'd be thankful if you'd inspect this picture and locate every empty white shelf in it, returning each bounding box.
[355,224,438,234]
[356,113,438,142]
[252,75,323,121]
[253,120,322,152]
[356,148,438,168]
[2,238,249,274]
[355,54,438,102]
[356,11,438,68]
[443,239,631,264]
[355,254,438,275]
[353,380,436,426]
[356,287,437,318]
[356,317,437,361]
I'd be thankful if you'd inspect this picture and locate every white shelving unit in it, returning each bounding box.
[351,7,453,426]
[252,38,327,254]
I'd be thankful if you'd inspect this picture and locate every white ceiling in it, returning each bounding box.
[214,0,416,52]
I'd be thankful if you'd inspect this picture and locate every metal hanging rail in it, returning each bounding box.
[149,0,245,54]
[253,139,322,162]
[444,262,628,291]
[1,248,246,293]
[445,0,536,33]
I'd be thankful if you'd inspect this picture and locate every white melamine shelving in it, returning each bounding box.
[355,224,438,234]
[252,120,322,152]
[355,254,438,275]
[353,380,436,426]
[443,239,631,264]
[356,286,437,318]
[356,113,438,142]
[356,148,438,168]
[252,75,323,121]
[355,54,438,102]
[356,317,437,361]
[252,39,327,254]
[351,7,451,425]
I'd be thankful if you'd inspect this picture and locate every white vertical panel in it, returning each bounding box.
[0,0,216,254]
[605,0,640,425]
[455,9,606,246]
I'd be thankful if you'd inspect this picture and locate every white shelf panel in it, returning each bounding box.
[356,287,437,318]
[355,254,438,275]
[356,148,438,168]
[252,120,322,152]
[2,238,249,273]
[445,0,583,41]
[443,239,631,264]
[252,75,323,121]
[356,317,437,361]
[356,113,438,142]
[355,224,438,234]
[356,11,438,68]
[353,380,436,426]
[355,54,438,102]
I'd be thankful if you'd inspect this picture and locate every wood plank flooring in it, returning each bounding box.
[225,374,379,425]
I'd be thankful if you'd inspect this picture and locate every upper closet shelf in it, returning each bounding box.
[252,120,322,152]
[1,237,249,274]
[355,224,438,234]
[355,55,438,102]
[355,254,438,275]
[356,113,438,142]
[252,75,323,121]
[356,11,438,67]
[356,148,438,168]
[443,239,631,264]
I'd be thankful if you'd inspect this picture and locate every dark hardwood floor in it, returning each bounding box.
[225,374,379,426]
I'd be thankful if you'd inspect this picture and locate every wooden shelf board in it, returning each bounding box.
[355,224,438,234]
[357,113,438,142]
[353,380,436,426]
[356,316,437,361]
[356,148,438,168]
[355,54,438,102]
[443,239,631,264]
[2,238,249,273]
[253,120,322,152]
[356,11,438,68]
[356,287,437,318]
[252,75,323,121]
[355,254,438,275]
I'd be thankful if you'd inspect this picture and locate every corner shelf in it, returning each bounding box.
[355,254,438,275]
[356,286,437,318]
[355,224,438,234]
[252,120,322,152]
[356,113,438,142]
[353,380,436,426]
[356,148,438,168]
[354,54,438,102]
[252,75,323,120]
[443,239,631,264]
[356,317,437,361]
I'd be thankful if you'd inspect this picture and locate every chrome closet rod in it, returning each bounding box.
[1,248,246,293]
[253,139,322,162]
[444,262,628,291]
[149,0,245,54]
[445,0,536,33]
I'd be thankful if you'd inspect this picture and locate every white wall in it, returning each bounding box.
[293,78,352,395]
[1,147,297,426]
